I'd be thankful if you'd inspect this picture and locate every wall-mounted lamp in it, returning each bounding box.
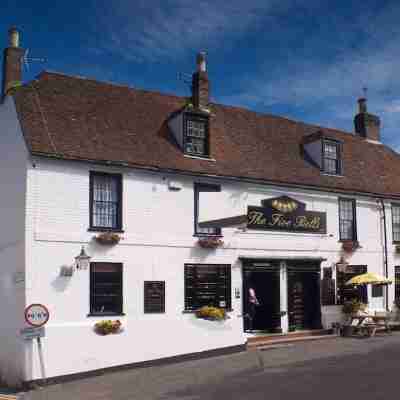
[234,287,241,299]
[75,246,91,270]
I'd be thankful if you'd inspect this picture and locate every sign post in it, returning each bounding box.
[23,304,50,382]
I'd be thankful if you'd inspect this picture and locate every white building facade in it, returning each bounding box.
[1,29,400,387]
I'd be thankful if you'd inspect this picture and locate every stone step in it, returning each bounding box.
[248,334,339,350]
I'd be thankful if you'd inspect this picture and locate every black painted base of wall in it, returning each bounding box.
[22,343,246,390]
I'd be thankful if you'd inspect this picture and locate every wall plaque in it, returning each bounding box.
[144,281,165,313]
[247,196,326,234]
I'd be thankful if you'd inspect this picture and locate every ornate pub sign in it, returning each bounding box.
[247,196,326,234]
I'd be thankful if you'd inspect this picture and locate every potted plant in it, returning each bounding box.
[195,306,230,321]
[342,240,360,253]
[197,237,224,249]
[94,320,122,335]
[341,299,367,336]
[94,232,121,245]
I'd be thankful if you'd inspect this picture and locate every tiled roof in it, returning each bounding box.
[12,71,400,198]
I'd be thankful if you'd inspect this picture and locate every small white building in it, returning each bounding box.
[1,29,400,387]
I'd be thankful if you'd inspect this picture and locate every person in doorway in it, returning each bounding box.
[247,286,260,332]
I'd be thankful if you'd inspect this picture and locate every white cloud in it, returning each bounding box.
[93,0,285,62]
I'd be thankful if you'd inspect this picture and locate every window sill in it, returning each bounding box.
[88,228,125,233]
[87,313,126,317]
[184,154,216,162]
[182,309,233,314]
[193,234,223,238]
[321,172,344,178]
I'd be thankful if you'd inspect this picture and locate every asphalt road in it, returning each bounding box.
[21,333,400,400]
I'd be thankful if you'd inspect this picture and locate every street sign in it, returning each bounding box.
[24,304,50,327]
[20,326,45,340]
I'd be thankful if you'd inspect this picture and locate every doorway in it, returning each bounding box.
[242,262,281,333]
[287,261,322,331]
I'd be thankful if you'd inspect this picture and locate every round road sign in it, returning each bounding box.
[24,304,50,327]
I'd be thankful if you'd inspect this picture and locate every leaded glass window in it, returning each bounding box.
[322,140,341,175]
[339,198,356,241]
[184,264,231,311]
[90,172,122,230]
[392,204,400,242]
[185,117,208,156]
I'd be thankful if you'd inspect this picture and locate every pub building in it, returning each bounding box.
[1,28,400,386]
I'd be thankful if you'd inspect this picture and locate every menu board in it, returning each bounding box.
[144,281,165,313]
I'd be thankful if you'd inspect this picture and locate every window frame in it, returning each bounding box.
[183,113,210,158]
[338,197,357,241]
[322,139,341,175]
[194,182,222,237]
[89,171,123,232]
[184,264,232,312]
[392,203,400,243]
[89,262,124,316]
[336,265,368,305]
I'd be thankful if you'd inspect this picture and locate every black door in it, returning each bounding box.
[243,262,281,333]
[287,262,322,331]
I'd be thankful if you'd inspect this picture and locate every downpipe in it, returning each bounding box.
[378,199,389,311]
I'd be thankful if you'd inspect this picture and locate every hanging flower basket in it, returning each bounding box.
[94,320,122,335]
[94,232,121,245]
[195,306,230,321]
[197,237,224,249]
[342,240,360,253]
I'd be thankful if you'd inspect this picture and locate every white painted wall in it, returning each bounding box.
[23,156,395,382]
[0,97,28,386]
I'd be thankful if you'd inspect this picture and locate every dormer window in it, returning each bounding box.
[322,139,341,175]
[184,115,209,157]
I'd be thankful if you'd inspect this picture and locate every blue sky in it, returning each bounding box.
[2,0,400,149]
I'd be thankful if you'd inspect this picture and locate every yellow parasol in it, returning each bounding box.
[345,272,392,286]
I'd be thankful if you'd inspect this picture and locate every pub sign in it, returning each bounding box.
[247,196,326,234]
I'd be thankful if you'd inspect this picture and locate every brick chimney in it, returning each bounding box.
[2,27,24,101]
[192,52,209,109]
[354,97,380,141]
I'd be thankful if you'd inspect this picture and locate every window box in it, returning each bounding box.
[197,237,224,249]
[94,232,122,245]
[195,306,230,321]
[341,240,360,253]
[94,320,123,335]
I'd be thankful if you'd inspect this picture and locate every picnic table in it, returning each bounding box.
[348,313,391,337]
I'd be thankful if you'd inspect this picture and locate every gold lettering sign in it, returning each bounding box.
[247,196,326,234]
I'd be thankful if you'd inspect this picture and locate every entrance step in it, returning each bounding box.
[247,329,335,349]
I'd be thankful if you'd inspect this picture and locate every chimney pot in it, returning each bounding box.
[8,27,19,48]
[358,97,367,113]
[197,52,207,72]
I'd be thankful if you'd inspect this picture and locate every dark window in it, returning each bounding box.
[184,264,231,311]
[322,140,341,175]
[194,183,221,236]
[90,172,122,231]
[372,285,383,298]
[392,204,400,242]
[336,265,367,304]
[395,266,400,305]
[90,263,123,315]
[184,115,209,157]
[339,198,357,241]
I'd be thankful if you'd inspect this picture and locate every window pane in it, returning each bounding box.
[323,141,340,174]
[184,264,231,310]
[91,263,122,314]
[185,118,207,156]
[337,265,367,304]
[195,184,221,236]
[339,199,355,240]
[91,173,120,229]
[392,205,400,242]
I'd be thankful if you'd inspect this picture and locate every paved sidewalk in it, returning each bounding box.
[18,332,400,400]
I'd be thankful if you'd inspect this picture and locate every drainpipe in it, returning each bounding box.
[378,199,389,310]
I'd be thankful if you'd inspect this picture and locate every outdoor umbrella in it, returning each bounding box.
[345,272,392,286]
